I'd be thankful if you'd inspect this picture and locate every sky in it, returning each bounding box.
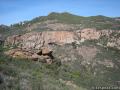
[0,0,120,25]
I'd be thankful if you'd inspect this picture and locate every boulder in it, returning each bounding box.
[41,47,52,55]
[4,49,33,59]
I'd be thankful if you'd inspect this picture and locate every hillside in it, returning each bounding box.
[1,12,120,38]
[9,12,120,31]
[0,12,120,90]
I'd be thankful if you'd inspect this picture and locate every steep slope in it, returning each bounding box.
[1,38,120,90]
[5,28,120,54]
[10,12,120,32]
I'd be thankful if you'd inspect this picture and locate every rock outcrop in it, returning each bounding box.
[5,31,78,49]
[77,28,120,49]
[5,28,120,63]
[6,28,120,50]
[78,28,101,40]
[4,49,33,58]
[5,31,78,63]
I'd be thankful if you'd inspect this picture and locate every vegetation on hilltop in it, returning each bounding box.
[9,12,120,30]
[1,12,120,39]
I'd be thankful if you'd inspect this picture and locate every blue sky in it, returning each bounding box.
[0,0,120,25]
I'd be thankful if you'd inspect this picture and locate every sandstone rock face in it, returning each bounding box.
[5,35,22,46]
[5,28,120,63]
[5,31,78,50]
[6,28,120,51]
[77,28,119,41]
[79,28,101,40]
[76,28,120,50]
[5,31,78,63]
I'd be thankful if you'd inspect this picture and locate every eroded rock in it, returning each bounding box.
[5,31,78,50]
[4,47,54,64]
[4,28,120,64]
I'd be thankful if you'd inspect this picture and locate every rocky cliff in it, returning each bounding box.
[5,31,78,49]
[5,31,79,63]
[4,28,120,64]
